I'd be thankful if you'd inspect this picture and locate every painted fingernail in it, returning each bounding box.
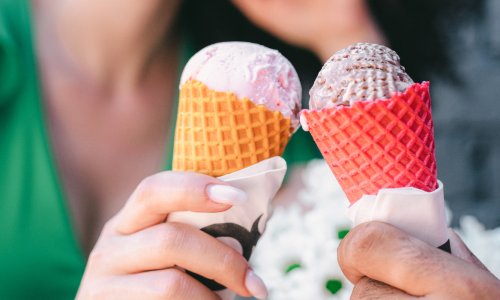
[206,185,248,205]
[245,269,268,299]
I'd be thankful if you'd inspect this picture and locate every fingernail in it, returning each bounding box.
[206,185,248,205]
[245,269,268,299]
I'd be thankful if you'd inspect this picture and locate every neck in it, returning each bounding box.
[39,0,182,94]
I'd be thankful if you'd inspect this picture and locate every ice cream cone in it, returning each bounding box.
[301,82,438,204]
[173,79,293,177]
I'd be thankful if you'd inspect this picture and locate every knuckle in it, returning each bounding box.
[218,247,243,274]
[156,223,187,255]
[101,219,116,234]
[159,269,187,298]
[347,222,387,264]
[454,276,484,298]
[86,247,108,272]
[135,176,158,209]
[87,248,103,263]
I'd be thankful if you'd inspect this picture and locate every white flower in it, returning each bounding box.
[455,216,500,278]
[251,160,353,300]
[250,158,500,300]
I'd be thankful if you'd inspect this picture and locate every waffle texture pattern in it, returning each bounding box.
[173,80,292,177]
[302,82,437,204]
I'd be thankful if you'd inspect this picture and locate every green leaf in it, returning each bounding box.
[325,279,343,294]
[337,229,350,239]
[285,263,301,273]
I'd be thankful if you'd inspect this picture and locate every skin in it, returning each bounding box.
[75,172,253,299]
[338,222,500,299]
[35,0,386,255]
[229,0,387,62]
[35,0,182,255]
[35,0,256,298]
[32,0,494,298]
[234,2,500,297]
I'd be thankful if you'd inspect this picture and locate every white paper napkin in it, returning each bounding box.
[167,156,288,300]
[345,180,448,248]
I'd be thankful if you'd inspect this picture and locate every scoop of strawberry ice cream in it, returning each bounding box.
[180,42,302,131]
[308,43,414,110]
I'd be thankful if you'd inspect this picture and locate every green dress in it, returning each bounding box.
[0,0,321,299]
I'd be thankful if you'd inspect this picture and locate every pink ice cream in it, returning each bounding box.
[180,42,302,131]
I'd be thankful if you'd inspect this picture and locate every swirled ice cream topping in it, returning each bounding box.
[309,43,414,110]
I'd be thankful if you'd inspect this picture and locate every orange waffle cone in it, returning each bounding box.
[173,79,293,177]
[302,82,437,204]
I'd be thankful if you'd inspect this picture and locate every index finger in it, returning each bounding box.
[113,171,248,235]
[338,222,500,298]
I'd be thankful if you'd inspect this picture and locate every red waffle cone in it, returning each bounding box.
[302,82,438,204]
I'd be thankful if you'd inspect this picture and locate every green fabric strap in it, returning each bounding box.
[0,1,86,299]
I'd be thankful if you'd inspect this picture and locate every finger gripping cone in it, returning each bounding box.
[302,82,437,204]
[173,79,292,177]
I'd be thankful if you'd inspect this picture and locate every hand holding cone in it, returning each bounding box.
[169,42,301,300]
[302,43,449,254]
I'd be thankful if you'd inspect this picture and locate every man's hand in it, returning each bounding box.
[338,222,500,299]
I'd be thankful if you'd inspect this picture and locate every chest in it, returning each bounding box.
[43,76,175,254]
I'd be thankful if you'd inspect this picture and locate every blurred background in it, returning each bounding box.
[4,0,500,299]
[180,0,500,229]
[177,0,500,298]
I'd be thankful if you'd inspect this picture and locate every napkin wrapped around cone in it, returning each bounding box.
[168,42,301,299]
[301,44,449,251]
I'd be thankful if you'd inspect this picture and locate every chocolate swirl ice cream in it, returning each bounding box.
[309,43,414,109]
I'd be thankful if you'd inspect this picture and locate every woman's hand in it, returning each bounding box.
[76,171,268,299]
[338,222,500,299]
[230,0,386,62]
